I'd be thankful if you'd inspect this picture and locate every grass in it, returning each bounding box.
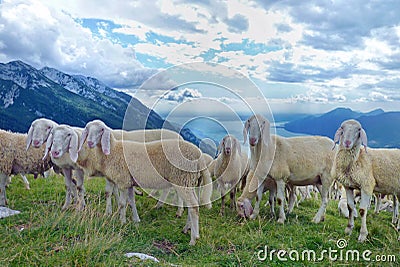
[0,175,399,266]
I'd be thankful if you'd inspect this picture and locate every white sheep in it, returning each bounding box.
[238,114,335,224]
[27,118,84,210]
[0,129,53,206]
[28,118,181,213]
[214,135,249,215]
[331,119,400,242]
[76,120,212,245]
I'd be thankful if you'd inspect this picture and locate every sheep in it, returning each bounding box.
[331,119,400,242]
[0,129,53,206]
[238,114,335,224]
[28,118,181,213]
[75,120,211,245]
[27,118,86,210]
[214,135,249,215]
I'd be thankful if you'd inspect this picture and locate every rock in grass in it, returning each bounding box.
[0,207,21,219]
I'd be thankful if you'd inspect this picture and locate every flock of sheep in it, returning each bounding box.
[0,114,399,245]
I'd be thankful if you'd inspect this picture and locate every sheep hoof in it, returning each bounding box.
[358,233,367,242]
[205,203,212,209]
[345,226,353,235]
[312,215,324,223]
[249,214,257,220]
[189,240,196,246]
[277,218,285,224]
[183,226,190,234]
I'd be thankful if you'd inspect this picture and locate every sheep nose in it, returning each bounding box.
[249,137,257,146]
[344,140,351,147]
[87,141,94,148]
[225,148,231,154]
[33,140,40,146]
[52,150,60,158]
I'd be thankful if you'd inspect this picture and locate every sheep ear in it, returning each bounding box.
[333,127,342,144]
[261,120,270,146]
[68,132,79,163]
[78,128,88,152]
[235,138,241,154]
[26,125,34,151]
[243,119,250,144]
[360,128,368,152]
[42,132,53,161]
[101,127,111,155]
[217,138,224,155]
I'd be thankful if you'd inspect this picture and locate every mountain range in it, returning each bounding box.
[285,107,400,148]
[0,60,215,155]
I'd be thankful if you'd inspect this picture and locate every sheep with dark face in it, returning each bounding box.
[237,114,335,224]
[214,135,249,215]
[331,119,400,242]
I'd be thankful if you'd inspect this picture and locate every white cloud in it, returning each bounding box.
[162,87,202,102]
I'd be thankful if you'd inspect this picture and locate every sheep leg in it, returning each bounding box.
[287,184,296,214]
[177,187,199,246]
[118,188,128,224]
[75,169,86,211]
[358,189,371,242]
[275,180,286,224]
[176,194,184,218]
[219,183,226,216]
[396,195,400,231]
[249,177,266,220]
[105,179,115,215]
[312,182,329,223]
[374,193,381,214]
[155,189,170,209]
[392,195,398,225]
[128,187,140,222]
[344,187,355,235]
[268,183,276,218]
[230,186,237,210]
[21,175,30,190]
[0,174,8,206]
[61,168,76,211]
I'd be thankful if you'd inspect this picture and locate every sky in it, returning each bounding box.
[1,0,400,118]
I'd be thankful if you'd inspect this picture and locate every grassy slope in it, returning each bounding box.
[0,175,399,267]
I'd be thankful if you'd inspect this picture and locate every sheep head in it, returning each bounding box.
[26,118,57,150]
[243,114,270,147]
[80,120,111,155]
[334,119,368,152]
[236,198,253,218]
[218,135,241,156]
[43,125,79,163]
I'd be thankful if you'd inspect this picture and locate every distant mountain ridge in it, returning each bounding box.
[0,60,214,155]
[285,107,400,148]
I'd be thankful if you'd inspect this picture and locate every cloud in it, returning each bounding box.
[0,0,165,89]
[224,14,249,33]
[162,87,202,102]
